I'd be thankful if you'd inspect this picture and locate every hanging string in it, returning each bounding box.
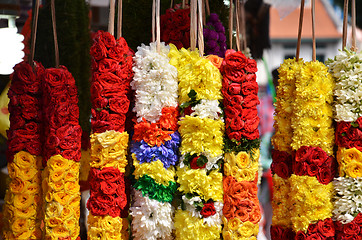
[351,0,357,51]
[202,0,206,25]
[117,0,122,38]
[51,0,59,68]
[311,0,316,61]
[235,0,241,52]
[156,0,161,53]
[108,0,115,35]
[182,0,186,9]
[197,0,204,56]
[240,0,247,52]
[229,0,233,49]
[205,0,210,16]
[152,0,156,42]
[30,0,40,70]
[190,0,197,51]
[296,0,305,61]
[342,0,348,49]
[170,0,173,8]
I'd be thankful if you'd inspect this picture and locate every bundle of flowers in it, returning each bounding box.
[87,30,133,240]
[326,49,362,238]
[289,61,335,235]
[2,62,43,240]
[219,49,261,239]
[168,45,224,240]
[160,4,190,49]
[203,13,227,58]
[41,66,82,240]
[270,59,302,238]
[129,42,179,239]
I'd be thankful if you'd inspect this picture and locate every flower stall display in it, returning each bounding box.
[41,66,82,240]
[129,41,180,239]
[203,13,227,58]
[87,30,133,240]
[2,62,44,240]
[270,59,302,239]
[220,49,261,240]
[168,44,224,240]
[327,49,362,239]
[160,4,190,49]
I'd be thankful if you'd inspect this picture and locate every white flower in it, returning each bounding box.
[130,189,174,240]
[190,99,223,120]
[131,42,178,123]
[179,152,223,170]
[332,177,362,224]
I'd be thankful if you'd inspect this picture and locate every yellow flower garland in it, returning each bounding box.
[2,151,42,240]
[222,217,259,240]
[87,214,129,240]
[43,155,81,240]
[224,149,259,182]
[271,175,292,228]
[337,147,362,178]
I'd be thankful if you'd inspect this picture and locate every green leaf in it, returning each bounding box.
[188,89,197,100]
[197,155,208,167]
[351,122,359,128]
[180,102,191,109]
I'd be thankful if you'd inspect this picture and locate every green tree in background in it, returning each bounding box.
[35,0,91,133]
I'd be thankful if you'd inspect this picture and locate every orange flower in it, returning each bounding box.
[159,107,179,131]
[133,118,173,146]
[206,55,223,69]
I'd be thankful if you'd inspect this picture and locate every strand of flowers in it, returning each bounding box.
[129,42,180,239]
[168,45,224,240]
[41,66,82,240]
[270,58,302,239]
[160,4,190,50]
[2,62,44,240]
[219,49,261,240]
[289,60,336,238]
[87,30,133,240]
[203,13,227,58]
[326,49,362,239]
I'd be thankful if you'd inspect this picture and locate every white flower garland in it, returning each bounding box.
[131,42,178,123]
[190,99,223,120]
[130,190,174,240]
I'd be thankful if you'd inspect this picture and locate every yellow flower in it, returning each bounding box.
[13,193,33,209]
[11,218,28,233]
[45,202,63,218]
[345,161,362,178]
[271,175,292,228]
[343,148,362,164]
[49,180,64,192]
[17,167,38,181]
[238,221,259,237]
[14,205,36,219]
[223,231,233,240]
[13,151,37,169]
[49,170,65,183]
[235,152,250,169]
[7,162,20,179]
[224,162,231,176]
[8,177,27,194]
[227,217,242,231]
[51,226,69,238]
[60,207,74,220]
[52,191,73,206]
[26,182,41,194]
[48,154,69,172]
[47,216,63,228]
[133,157,175,186]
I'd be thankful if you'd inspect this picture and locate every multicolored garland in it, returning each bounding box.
[169,45,224,240]
[160,4,190,50]
[42,66,82,240]
[203,13,227,58]
[87,30,133,239]
[129,42,180,239]
[327,49,362,239]
[2,62,43,240]
[220,49,261,240]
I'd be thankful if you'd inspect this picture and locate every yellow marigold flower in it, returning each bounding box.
[176,168,223,201]
[272,175,292,228]
[132,156,175,186]
[179,116,224,157]
[174,210,221,240]
[345,161,362,178]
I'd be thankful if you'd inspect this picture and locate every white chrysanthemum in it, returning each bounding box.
[131,42,178,123]
[179,152,222,170]
[181,195,223,226]
[190,99,223,120]
[130,189,174,240]
[333,177,362,224]
[326,49,362,122]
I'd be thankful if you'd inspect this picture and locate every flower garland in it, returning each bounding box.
[160,4,190,49]
[87,30,133,240]
[2,62,43,240]
[129,42,179,239]
[41,66,82,240]
[169,45,224,240]
[203,13,227,58]
[219,49,261,240]
[326,49,362,239]
[290,60,335,234]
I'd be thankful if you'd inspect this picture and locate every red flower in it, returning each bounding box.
[317,218,335,237]
[224,50,248,70]
[295,231,307,240]
[228,83,242,95]
[242,79,258,96]
[343,222,360,235]
[190,156,206,169]
[245,58,258,73]
[200,202,216,218]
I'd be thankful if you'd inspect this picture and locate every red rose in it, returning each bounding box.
[100,181,118,195]
[87,197,109,216]
[335,121,351,146]
[241,107,258,120]
[26,141,42,156]
[306,163,319,176]
[270,225,284,240]
[317,218,335,237]
[22,105,38,120]
[356,117,362,129]
[222,66,246,83]
[245,58,258,73]
[295,146,313,163]
[90,41,108,61]
[284,228,296,240]
[92,97,108,109]
[173,8,190,30]
[224,106,240,119]
[109,96,130,114]
[317,167,332,185]
[97,30,116,48]
[96,58,119,73]
[230,95,244,105]
[353,213,362,225]
[295,231,307,240]
[12,62,41,94]
[228,83,242,95]
[108,205,121,218]
[271,161,291,179]
[61,149,81,162]
[18,94,39,107]
[242,94,259,108]
[242,80,258,96]
[46,133,60,149]
[306,233,322,240]
[107,45,123,62]
[9,115,26,130]
[293,161,307,176]
[228,130,242,141]
[343,222,360,235]
[244,116,259,132]
[227,117,245,131]
[97,167,121,182]
[190,156,206,169]
[308,223,319,233]
[108,114,126,132]
[200,202,216,218]
[241,129,259,140]
[224,50,248,70]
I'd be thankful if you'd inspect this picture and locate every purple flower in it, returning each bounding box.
[206,39,218,49]
[209,30,219,41]
[203,28,210,39]
[214,22,225,33]
[218,33,226,42]
[209,13,219,23]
